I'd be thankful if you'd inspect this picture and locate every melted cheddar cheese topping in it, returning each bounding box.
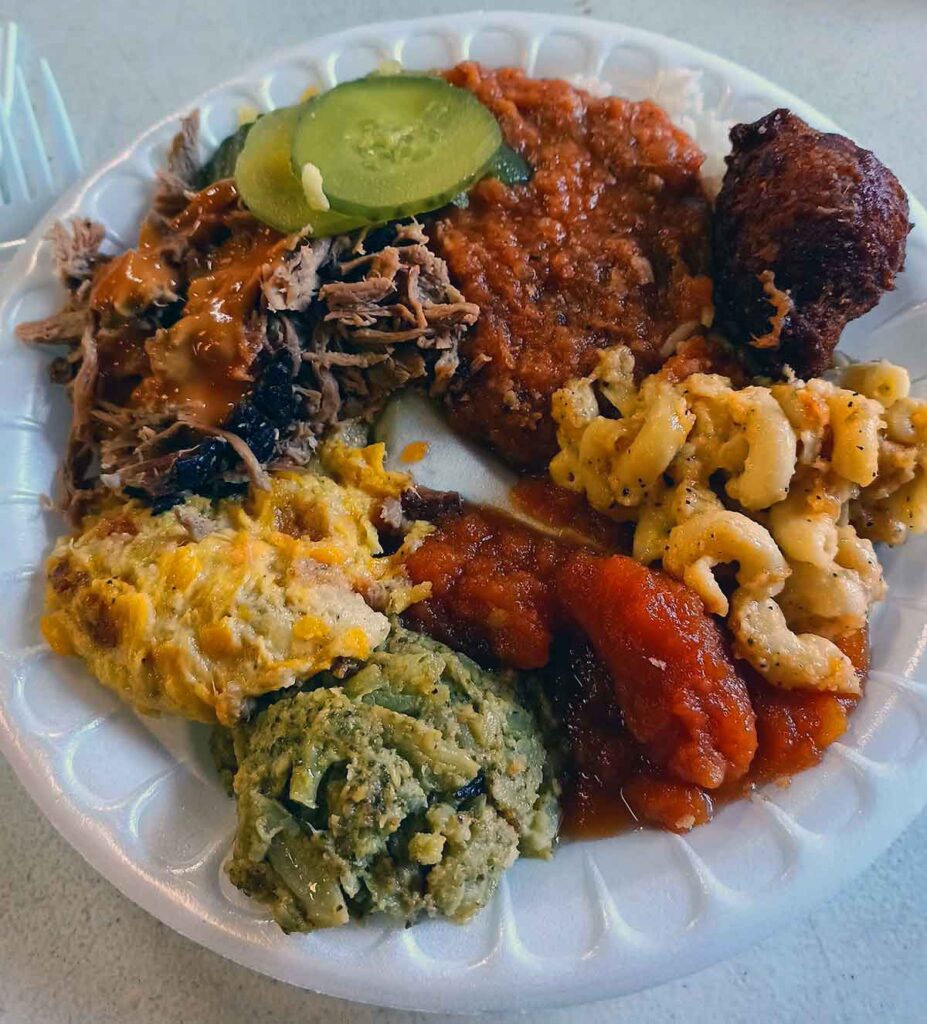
[41,443,430,724]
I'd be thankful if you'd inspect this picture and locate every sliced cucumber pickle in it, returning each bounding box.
[234,106,369,236]
[487,143,532,186]
[291,75,502,221]
[199,121,253,188]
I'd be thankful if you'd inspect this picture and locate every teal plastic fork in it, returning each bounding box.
[0,22,82,261]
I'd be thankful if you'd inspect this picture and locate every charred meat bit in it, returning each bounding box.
[713,108,911,377]
[400,486,464,523]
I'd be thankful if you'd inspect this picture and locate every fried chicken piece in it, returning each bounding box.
[713,108,911,377]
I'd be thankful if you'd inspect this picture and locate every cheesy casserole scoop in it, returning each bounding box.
[40,443,430,724]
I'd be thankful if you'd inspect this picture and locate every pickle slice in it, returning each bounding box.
[234,106,368,236]
[199,122,252,188]
[487,143,532,186]
[291,75,502,221]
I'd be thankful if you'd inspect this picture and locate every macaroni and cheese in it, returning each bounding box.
[551,352,927,694]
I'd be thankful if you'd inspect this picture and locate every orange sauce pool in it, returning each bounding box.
[400,441,430,464]
[510,477,632,551]
[88,179,287,427]
[136,221,285,424]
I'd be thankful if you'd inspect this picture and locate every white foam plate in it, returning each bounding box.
[1,10,926,1014]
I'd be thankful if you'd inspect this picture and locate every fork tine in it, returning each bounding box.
[0,22,7,169]
[0,103,28,202]
[12,64,53,195]
[2,21,17,113]
[38,58,81,186]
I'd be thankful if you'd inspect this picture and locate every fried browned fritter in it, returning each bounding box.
[713,108,911,377]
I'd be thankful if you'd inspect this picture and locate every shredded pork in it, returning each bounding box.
[151,112,201,221]
[17,115,479,519]
[303,223,478,432]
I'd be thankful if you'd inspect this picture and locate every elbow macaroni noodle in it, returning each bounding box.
[551,355,927,695]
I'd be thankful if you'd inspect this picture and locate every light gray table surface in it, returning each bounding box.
[1,1,925,1022]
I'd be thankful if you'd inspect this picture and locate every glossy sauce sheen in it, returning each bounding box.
[557,552,758,790]
[548,638,714,835]
[405,506,868,835]
[89,180,286,426]
[436,63,714,471]
[405,506,568,670]
[510,476,632,550]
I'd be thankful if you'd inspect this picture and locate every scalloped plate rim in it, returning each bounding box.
[0,10,926,1013]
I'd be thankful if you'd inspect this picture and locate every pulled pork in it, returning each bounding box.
[302,222,478,432]
[18,116,478,519]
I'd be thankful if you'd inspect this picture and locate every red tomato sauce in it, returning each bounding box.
[404,505,868,835]
[435,63,713,472]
